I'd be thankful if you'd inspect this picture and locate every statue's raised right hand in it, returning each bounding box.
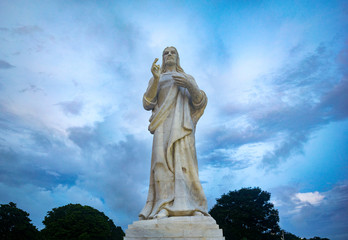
[151,58,160,80]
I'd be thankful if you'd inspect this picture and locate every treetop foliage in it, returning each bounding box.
[210,187,281,240]
[283,231,330,240]
[41,203,124,240]
[0,202,40,240]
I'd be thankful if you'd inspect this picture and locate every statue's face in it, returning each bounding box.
[163,47,177,66]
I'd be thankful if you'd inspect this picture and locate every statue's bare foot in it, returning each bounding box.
[154,209,169,219]
[193,211,204,216]
[138,215,146,220]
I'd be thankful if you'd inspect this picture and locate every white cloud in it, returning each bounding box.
[293,191,325,206]
[289,190,326,214]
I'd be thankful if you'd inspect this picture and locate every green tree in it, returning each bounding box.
[0,202,40,240]
[41,203,124,240]
[282,230,330,240]
[209,187,281,240]
[283,231,301,240]
[304,237,330,240]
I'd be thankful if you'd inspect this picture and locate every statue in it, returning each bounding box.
[124,47,225,240]
[140,46,209,220]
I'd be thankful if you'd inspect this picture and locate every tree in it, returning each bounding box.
[209,187,281,240]
[283,231,301,240]
[0,202,40,240]
[282,231,330,240]
[304,237,330,240]
[41,203,124,240]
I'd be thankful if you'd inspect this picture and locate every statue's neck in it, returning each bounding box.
[164,64,176,72]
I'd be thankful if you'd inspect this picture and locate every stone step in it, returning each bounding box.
[126,228,223,237]
[125,216,225,240]
[125,238,225,240]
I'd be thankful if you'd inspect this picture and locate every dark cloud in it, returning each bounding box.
[0,102,151,228]
[68,125,151,192]
[19,84,43,93]
[12,25,43,35]
[258,44,347,167]
[261,134,306,168]
[0,134,78,189]
[0,147,77,188]
[319,40,348,120]
[96,136,151,215]
[0,105,80,188]
[57,100,84,116]
[273,183,348,240]
[201,42,348,169]
[0,24,54,56]
[68,126,96,149]
[205,121,268,149]
[319,78,348,120]
[277,46,329,87]
[30,132,53,149]
[0,59,15,69]
[67,122,152,226]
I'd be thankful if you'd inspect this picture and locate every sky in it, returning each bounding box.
[0,0,347,239]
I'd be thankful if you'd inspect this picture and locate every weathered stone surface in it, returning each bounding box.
[125,216,225,240]
[140,47,209,220]
[130,47,225,240]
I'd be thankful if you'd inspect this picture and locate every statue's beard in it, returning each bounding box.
[164,59,176,67]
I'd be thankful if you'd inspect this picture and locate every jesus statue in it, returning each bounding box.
[139,46,209,220]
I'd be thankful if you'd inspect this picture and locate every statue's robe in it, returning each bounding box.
[140,72,208,219]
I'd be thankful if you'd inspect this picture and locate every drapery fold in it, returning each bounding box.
[140,73,208,219]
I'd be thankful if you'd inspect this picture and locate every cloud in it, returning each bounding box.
[0,2,157,228]
[319,77,348,120]
[0,130,79,188]
[0,101,152,228]
[19,84,43,93]
[292,191,325,208]
[12,25,43,35]
[0,104,82,188]
[199,41,347,170]
[57,100,84,116]
[67,123,152,224]
[0,60,14,69]
[272,183,348,240]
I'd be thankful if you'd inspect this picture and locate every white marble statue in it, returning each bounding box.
[140,46,209,220]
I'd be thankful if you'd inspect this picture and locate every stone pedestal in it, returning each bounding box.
[124,216,225,240]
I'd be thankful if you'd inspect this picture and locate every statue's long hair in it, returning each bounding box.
[161,46,185,73]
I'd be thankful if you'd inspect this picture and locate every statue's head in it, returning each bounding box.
[161,46,184,73]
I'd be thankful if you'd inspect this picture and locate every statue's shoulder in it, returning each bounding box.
[184,73,196,82]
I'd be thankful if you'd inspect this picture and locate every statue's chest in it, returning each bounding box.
[157,74,174,104]
[159,73,174,88]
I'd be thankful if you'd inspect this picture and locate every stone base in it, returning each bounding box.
[124,216,225,240]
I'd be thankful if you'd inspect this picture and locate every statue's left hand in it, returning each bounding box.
[172,75,192,89]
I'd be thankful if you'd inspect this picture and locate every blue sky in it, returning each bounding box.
[0,0,347,239]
